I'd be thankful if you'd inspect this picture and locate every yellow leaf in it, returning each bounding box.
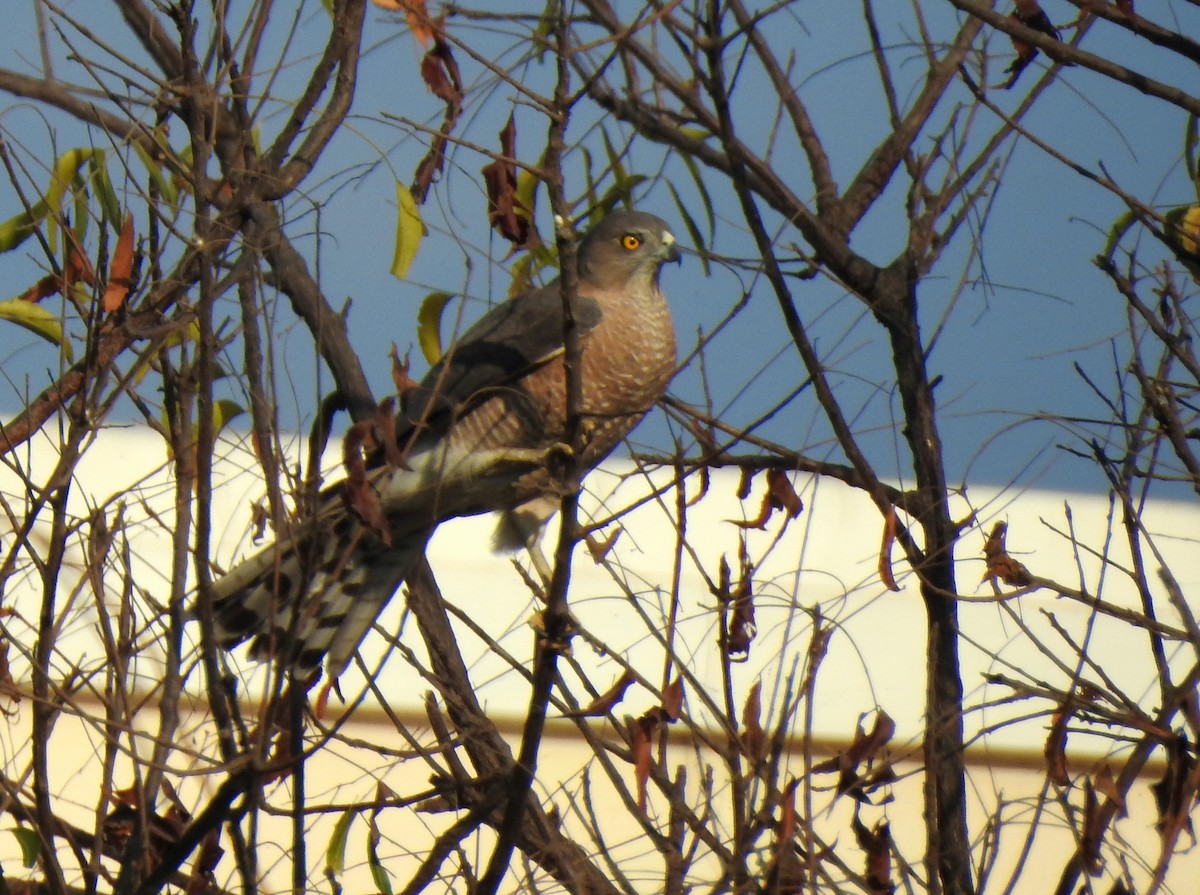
[0,199,49,253]
[391,181,424,280]
[0,298,71,358]
[417,291,454,365]
[47,149,99,254]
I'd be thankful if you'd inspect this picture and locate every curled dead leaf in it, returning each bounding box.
[983,522,1032,590]
[741,680,767,763]
[585,527,622,563]
[566,669,636,718]
[879,505,899,592]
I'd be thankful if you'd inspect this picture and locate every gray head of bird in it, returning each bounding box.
[576,211,682,289]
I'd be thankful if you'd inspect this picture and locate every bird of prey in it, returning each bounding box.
[211,211,682,680]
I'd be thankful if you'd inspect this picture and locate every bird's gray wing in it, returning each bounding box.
[401,278,603,435]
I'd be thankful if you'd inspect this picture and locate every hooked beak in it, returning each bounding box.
[662,232,682,264]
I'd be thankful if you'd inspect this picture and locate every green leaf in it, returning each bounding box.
[532,1,554,62]
[0,199,50,253]
[72,173,90,245]
[1101,209,1137,261]
[596,174,648,216]
[677,152,715,234]
[417,291,455,365]
[580,146,598,212]
[211,399,245,437]
[47,148,99,254]
[325,809,355,876]
[514,169,540,235]
[132,140,181,211]
[598,129,650,215]
[391,182,424,280]
[367,811,393,895]
[89,152,122,226]
[9,827,40,868]
[666,181,709,276]
[0,299,71,358]
[1186,115,1199,196]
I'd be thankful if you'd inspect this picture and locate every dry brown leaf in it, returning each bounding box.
[1045,706,1070,786]
[767,469,802,518]
[103,212,135,313]
[1079,776,1104,874]
[481,113,537,251]
[813,712,895,801]
[661,676,684,721]
[852,815,893,894]
[632,711,660,814]
[18,274,62,304]
[736,466,754,500]
[411,37,461,202]
[585,527,622,563]
[764,779,805,895]
[342,419,391,545]
[982,521,1032,589]
[566,669,636,718]
[741,680,767,763]
[728,581,756,660]
[391,345,421,401]
[1150,733,1197,842]
[1093,764,1126,816]
[185,828,225,895]
[878,505,899,592]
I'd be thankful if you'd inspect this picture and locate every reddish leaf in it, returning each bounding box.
[185,829,224,895]
[982,522,1032,589]
[852,815,894,894]
[1093,764,1126,816]
[813,712,895,802]
[411,37,462,203]
[741,680,767,763]
[481,113,537,251]
[103,212,135,312]
[65,236,97,288]
[765,779,805,895]
[1079,776,1104,874]
[420,39,461,105]
[412,133,448,202]
[728,578,756,660]
[371,0,436,45]
[1150,733,1197,842]
[18,275,61,304]
[779,777,799,843]
[585,527,622,563]
[0,642,18,715]
[767,469,803,518]
[632,711,661,814]
[391,346,420,400]
[342,419,391,545]
[1045,706,1070,786]
[661,676,684,721]
[566,670,636,718]
[878,505,899,592]
[736,467,754,501]
[731,469,801,530]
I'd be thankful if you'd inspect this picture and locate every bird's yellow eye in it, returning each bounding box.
[621,233,642,250]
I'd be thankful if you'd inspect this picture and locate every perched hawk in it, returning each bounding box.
[211,211,682,679]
